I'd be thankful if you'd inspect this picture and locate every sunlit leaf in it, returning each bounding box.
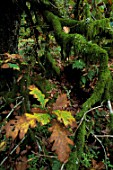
[29,85,49,108]
[25,112,50,125]
[8,63,20,70]
[52,110,76,127]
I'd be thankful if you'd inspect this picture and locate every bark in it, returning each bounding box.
[0,0,22,53]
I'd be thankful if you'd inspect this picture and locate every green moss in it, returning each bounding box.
[109,114,113,134]
[66,121,86,170]
[60,18,113,43]
[43,10,113,170]
[77,59,109,119]
[83,3,91,19]
[46,52,60,75]
[109,79,113,100]
[104,72,112,100]
[59,18,79,27]
[86,19,110,39]
[44,11,62,34]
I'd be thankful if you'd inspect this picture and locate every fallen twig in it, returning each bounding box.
[95,135,113,138]
[60,162,66,170]
[6,97,24,119]
[0,136,26,166]
[30,151,57,160]
[89,129,108,170]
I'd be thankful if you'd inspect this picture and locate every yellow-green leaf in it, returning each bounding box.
[52,110,76,127]
[29,85,49,108]
[25,113,50,125]
[8,63,20,70]
[0,141,7,152]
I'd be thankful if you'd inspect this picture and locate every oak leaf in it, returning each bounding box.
[53,93,70,110]
[3,115,37,140]
[25,112,50,125]
[29,85,48,108]
[15,156,28,170]
[48,120,74,162]
[91,159,105,170]
[52,110,76,127]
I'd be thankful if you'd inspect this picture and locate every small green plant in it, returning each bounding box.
[81,152,93,168]
[103,158,113,169]
[2,85,76,163]
[80,148,98,168]
[52,160,61,170]
[28,154,38,170]
[80,65,98,87]
[72,59,86,69]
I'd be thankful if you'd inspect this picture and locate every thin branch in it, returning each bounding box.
[60,162,66,170]
[95,135,113,138]
[30,151,57,160]
[35,135,42,152]
[90,131,108,170]
[6,97,24,119]
[0,97,24,134]
[107,100,113,114]
[75,104,103,133]
[0,136,26,166]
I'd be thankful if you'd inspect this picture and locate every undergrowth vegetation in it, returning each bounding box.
[1,0,113,170]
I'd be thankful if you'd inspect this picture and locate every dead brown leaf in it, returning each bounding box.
[1,63,9,69]
[91,159,105,170]
[15,156,28,170]
[53,93,70,110]
[2,115,37,140]
[48,119,74,162]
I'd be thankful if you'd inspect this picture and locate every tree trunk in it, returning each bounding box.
[0,0,21,53]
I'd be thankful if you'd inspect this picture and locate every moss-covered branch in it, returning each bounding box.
[43,10,113,170]
[66,121,86,170]
[46,52,60,75]
[60,18,113,41]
